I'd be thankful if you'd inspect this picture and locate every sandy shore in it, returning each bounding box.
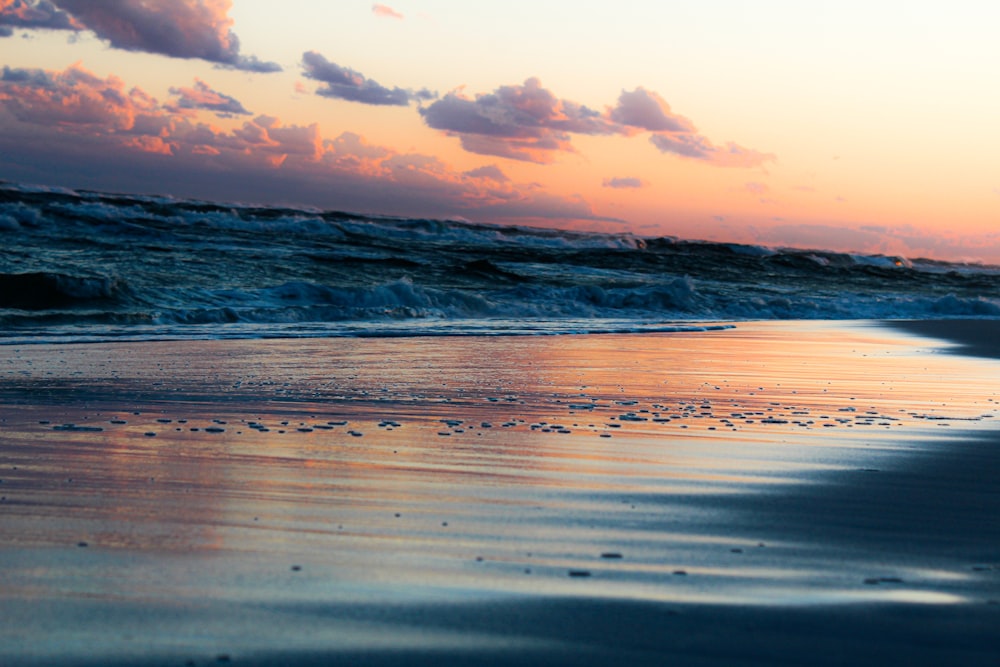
[1,321,998,666]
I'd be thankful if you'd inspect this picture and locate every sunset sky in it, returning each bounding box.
[1,1,999,262]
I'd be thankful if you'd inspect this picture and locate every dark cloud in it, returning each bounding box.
[0,0,280,72]
[301,51,433,107]
[168,79,250,117]
[603,176,646,189]
[1,64,54,87]
[422,78,615,137]
[0,0,80,32]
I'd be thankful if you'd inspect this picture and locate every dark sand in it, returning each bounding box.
[1,321,998,666]
[890,319,1000,360]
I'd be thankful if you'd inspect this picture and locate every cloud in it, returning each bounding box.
[650,133,774,168]
[372,3,403,19]
[744,182,768,194]
[0,63,313,161]
[0,62,609,227]
[421,78,772,168]
[301,51,434,107]
[609,88,693,133]
[0,0,280,72]
[0,64,154,130]
[420,78,618,163]
[464,165,509,182]
[603,177,646,189]
[167,78,250,117]
[0,0,80,31]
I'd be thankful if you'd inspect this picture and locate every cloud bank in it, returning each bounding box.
[0,0,280,72]
[420,79,773,167]
[0,63,608,225]
[301,51,435,107]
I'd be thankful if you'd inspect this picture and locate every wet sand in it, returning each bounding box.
[1,321,998,666]
[890,319,1000,360]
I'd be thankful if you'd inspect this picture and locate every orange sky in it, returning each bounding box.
[1,1,999,263]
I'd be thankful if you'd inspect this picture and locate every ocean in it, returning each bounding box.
[2,180,999,344]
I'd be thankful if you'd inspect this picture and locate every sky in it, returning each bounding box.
[1,1,999,263]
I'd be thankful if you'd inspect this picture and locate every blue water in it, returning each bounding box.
[2,181,999,343]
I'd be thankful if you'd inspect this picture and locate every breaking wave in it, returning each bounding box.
[2,181,998,343]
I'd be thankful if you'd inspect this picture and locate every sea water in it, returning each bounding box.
[2,180,999,343]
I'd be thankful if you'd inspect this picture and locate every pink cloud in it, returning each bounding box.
[1,0,279,72]
[372,3,403,19]
[122,135,172,155]
[0,63,151,131]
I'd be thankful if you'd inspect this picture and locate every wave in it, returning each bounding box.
[2,180,999,342]
[0,271,128,310]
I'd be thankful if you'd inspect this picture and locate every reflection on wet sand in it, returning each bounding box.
[0,321,998,665]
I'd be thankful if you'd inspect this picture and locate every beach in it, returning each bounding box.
[1,320,998,666]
